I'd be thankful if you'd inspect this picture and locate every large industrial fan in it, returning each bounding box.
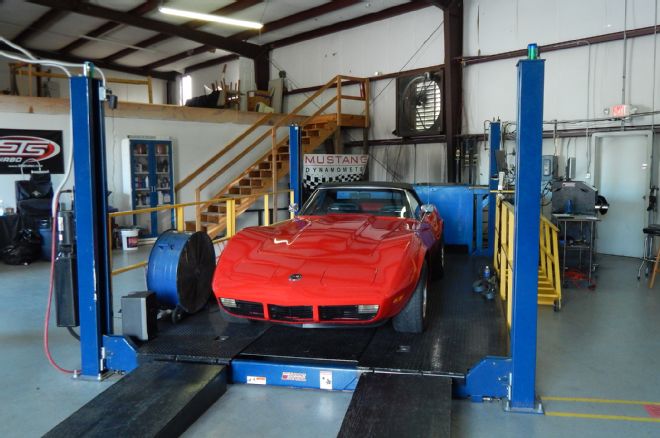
[395,70,444,137]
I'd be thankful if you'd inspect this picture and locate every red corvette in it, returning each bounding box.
[212,182,444,333]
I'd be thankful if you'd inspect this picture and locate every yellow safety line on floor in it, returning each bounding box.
[543,396,660,406]
[546,412,660,423]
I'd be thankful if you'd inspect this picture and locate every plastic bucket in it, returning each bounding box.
[120,228,139,251]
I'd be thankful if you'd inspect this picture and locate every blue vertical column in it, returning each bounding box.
[508,59,545,411]
[487,121,501,255]
[70,75,113,378]
[289,124,302,206]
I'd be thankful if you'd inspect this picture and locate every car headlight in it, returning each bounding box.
[357,305,379,314]
[220,298,237,308]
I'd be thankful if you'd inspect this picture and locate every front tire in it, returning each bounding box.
[393,262,429,333]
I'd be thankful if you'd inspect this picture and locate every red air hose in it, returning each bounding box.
[43,194,79,375]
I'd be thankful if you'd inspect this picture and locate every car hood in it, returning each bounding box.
[218,214,419,288]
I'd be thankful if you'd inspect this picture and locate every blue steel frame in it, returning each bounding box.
[289,124,302,206]
[487,121,501,256]
[507,59,545,412]
[70,75,136,378]
[69,59,543,405]
[231,359,360,391]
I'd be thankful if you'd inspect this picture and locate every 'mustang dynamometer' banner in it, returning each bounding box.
[303,154,368,189]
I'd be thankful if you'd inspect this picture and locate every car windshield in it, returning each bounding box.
[300,187,414,218]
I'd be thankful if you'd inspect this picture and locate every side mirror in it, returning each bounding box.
[420,204,436,214]
[288,203,299,216]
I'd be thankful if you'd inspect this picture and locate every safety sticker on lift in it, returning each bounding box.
[246,376,267,385]
[320,371,333,390]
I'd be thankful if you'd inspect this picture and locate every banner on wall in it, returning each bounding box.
[0,129,64,174]
[303,154,368,189]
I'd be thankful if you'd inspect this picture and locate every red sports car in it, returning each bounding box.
[212,182,444,333]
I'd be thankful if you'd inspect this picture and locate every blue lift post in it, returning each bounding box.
[487,121,501,256]
[507,57,545,412]
[289,124,302,206]
[70,74,136,379]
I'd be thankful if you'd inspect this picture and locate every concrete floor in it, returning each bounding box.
[0,251,658,437]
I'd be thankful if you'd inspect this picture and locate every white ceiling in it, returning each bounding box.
[0,0,419,74]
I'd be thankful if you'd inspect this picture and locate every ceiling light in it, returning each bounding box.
[158,6,263,30]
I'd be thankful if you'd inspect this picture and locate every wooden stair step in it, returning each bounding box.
[201,212,224,223]
[184,220,212,232]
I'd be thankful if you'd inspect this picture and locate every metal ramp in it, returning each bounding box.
[45,362,227,438]
[339,373,452,438]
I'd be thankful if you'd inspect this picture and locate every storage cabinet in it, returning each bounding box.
[122,138,175,238]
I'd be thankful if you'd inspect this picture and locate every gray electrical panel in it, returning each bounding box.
[542,155,558,181]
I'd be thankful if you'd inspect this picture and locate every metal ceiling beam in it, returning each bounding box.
[27,0,262,58]
[59,1,160,54]
[13,8,68,45]
[142,0,361,73]
[268,1,432,49]
[3,44,177,80]
[421,0,457,10]
[184,54,240,74]
[231,0,362,41]
[462,24,660,66]
[103,0,262,63]
[179,1,426,74]
[142,45,223,71]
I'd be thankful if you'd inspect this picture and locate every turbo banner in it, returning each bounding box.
[0,129,64,174]
[303,154,368,189]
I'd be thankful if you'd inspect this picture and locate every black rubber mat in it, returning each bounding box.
[338,373,451,438]
[240,325,376,364]
[138,306,271,364]
[45,362,226,438]
[358,254,508,375]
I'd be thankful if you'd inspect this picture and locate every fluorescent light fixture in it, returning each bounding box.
[159,6,263,30]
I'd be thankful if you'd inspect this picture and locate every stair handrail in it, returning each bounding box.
[193,74,370,230]
[174,113,274,194]
[267,75,370,218]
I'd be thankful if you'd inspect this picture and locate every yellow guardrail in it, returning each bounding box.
[493,196,562,327]
[108,190,294,276]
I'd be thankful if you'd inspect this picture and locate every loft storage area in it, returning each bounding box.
[0,1,659,438]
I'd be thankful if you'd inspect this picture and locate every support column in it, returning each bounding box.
[70,76,113,378]
[254,50,270,91]
[507,58,545,412]
[487,121,501,255]
[443,2,463,183]
[289,125,302,207]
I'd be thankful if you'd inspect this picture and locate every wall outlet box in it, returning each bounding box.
[585,173,591,179]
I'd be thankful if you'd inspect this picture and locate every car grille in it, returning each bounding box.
[319,305,376,321]
[223,300,264,318]
[268,304,313,322]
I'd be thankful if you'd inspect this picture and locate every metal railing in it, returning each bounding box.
[493,196,562,327]
[172,75,369,233]
[108,190,294,276]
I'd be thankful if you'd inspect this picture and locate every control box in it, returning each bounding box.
[542,155,558,181]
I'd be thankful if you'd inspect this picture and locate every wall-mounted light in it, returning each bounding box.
[158,6,263,30]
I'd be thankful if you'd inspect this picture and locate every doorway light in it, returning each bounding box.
[158,6,263,30]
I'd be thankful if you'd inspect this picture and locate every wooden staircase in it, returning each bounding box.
[175,76,370,239]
